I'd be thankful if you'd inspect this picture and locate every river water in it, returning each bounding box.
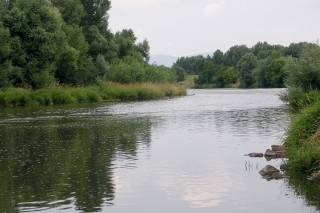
[0,88,319,213]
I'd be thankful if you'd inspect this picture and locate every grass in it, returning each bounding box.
[179,75,197,88]
[0,82,186,107]
[284,94,320,173]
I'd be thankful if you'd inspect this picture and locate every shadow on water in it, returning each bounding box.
[285,171,320,212]
[0,105,152,212]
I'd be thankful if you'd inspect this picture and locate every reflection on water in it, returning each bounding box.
[0,89,319,212]
[0,113,152,212]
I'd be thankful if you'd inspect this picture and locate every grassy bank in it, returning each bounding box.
[179,75,197,88]
[283,90,320,173]
[0,82,186,107]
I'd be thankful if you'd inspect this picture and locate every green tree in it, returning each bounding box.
[266,51,286,87]
[80,0,111,36]
[212,49,224,65]
[222,67,237,86]
[174,67,186,82]
[50,0,85,25]
[136,39,150,62]
[284,42,310,58]
[3,0,70,88]
[0,22,13,87]
[285,43,320,92]
[223,45,251,67]
[236,53,257,88]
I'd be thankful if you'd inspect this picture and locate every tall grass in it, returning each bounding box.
[285,100,320,172]
[0,88,32,107]
[0,82,186,107]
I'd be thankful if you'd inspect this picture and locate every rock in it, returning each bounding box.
[262,172,286,180]
[264,149,286,159]
[271,145,284,152]
[264,149,277,157]
[308,171,320,181]
[259,165,285,180]
[245,152,263,157]
[259,165,280,176]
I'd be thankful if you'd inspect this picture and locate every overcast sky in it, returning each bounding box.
[109,0,320,56]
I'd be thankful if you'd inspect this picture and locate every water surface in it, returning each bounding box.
[0,89,319,213]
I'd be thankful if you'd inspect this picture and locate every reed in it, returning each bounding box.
[0,88,32,107]
[0,82,186,107]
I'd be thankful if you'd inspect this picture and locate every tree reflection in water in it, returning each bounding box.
[0,114,152,212]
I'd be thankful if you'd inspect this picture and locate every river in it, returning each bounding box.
[0,88,319,213]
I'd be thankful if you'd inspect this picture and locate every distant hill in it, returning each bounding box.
[149,52,214,68]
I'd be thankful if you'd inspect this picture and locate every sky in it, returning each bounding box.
[109,0,320,57]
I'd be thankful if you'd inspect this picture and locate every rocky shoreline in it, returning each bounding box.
[245,144,320,182]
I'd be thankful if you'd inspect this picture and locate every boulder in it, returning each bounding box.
[259,165,280,176]
[264,149,277,157]
[264,148,286,160]
[259,165,285,180]
[245,152,263,157]
[271,145,284,152]
[262,172,286,180]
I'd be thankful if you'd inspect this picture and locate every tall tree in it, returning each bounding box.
[223,45,251,67]
[80,0,111,36]
[3,0,76,88]
[236,53,257,88]
[212,49,224,65]
[50,0,85,25]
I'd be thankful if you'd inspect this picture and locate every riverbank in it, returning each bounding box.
[0,82,186,107]
[283,90,320,173]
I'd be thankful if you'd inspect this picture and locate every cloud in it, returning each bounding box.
[204,3,225,18]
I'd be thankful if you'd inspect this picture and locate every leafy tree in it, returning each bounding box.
[284,42,307,58]
[0,22,13,87]
[136,39,150,62]
[285,43,320,92]
[80,0,111,36]
[174,67,186,82]
[266,51,286,87]
[252,51,286,88]
[50,0,85,25]
[222,67,237,86]
[236,53,257,88]
[212,49,224,65]
[223,45,251,67]
[115,29,136,59]
[3,0,70,88]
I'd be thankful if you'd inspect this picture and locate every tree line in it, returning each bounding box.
[173,41,318,88]
[0,0,180,89]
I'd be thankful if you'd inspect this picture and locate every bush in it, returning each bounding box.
[0,88,31,106]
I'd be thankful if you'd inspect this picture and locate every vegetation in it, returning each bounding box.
[0,82,186,107]
[281,42,320,173]
[173,42,313,88]
[0,0,184,100]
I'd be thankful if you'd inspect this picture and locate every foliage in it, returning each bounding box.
[252,51,287,88]
[174,67,186,82]
[285,43,320,92]
[236,53,257,88]
[0,83,186,107]
[173,41,309,89]
[283,42,320,174]
[284,101,320,172]
[0,0,178,90]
